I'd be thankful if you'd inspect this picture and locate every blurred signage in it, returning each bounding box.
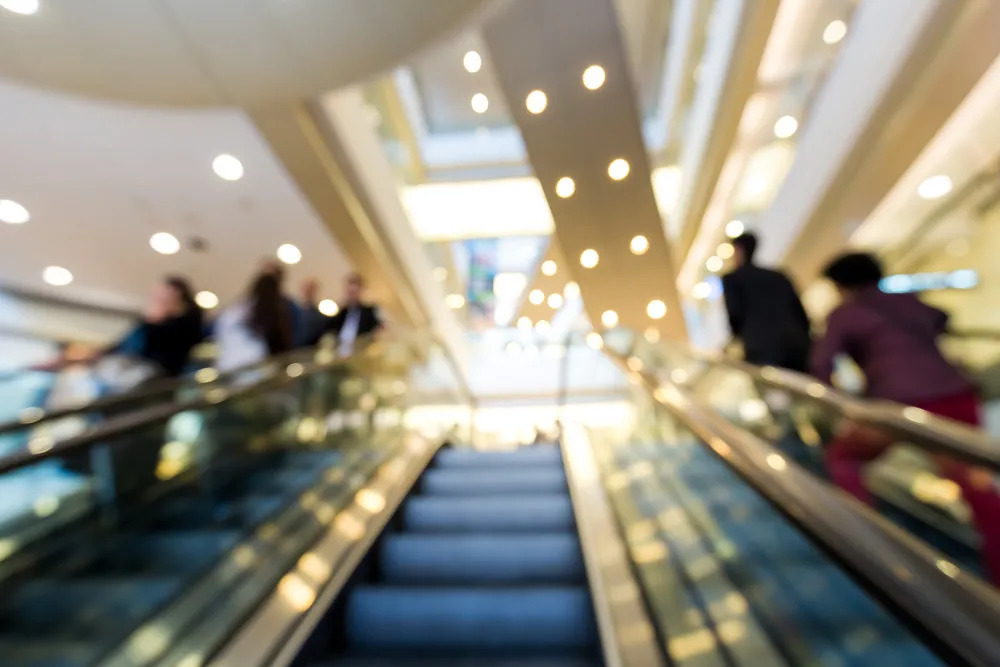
[465,238,498,323]
[879,270,978,294]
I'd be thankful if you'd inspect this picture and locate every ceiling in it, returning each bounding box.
[0,0,495,106]
[0,78,351,312]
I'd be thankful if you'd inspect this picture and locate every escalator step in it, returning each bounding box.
[434,448,563,469]
[421,469,567,496]
[380,534,585,584]
[345,586,596,650]
[403,495,575,533]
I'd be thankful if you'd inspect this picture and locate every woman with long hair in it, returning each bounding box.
[214,272,293,372]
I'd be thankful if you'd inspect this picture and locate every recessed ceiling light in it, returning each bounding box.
[580,249,599,269]
[529,289,545,305]
[518,316,532,331]
[493,272,528,300]
[548,293,564,309]
[212,154,244,181]
[601,310,619,328]
[195,291,219,309]
[506,341,522,355]
[692,282,711,300]
[277,243,302,265]
[43,266,72,286]
[555,177,576,198]
[645,327,661,343]
[706,256,724,273]
[774,115,798,139]
[463,50,482,73]
[918,174,953,200]
[586,332,604,350]
[0,0,39,15]
[564,282,580,298]
[0,199,29,224]
[717,242,734,259]
[541,260,557,276]
[525,90,548,114]
[823,20,848,45]
[627,356,644,372]
[318,299,339,316]
[446,293,466,309]
[471,93,489,114]
[646,299,667,320]
[583,65,606,90]
[725,220,745,238]
[433,266,448,281]
[630,235,649,255]
[608,158,630,181]
[150,232,181,255]
[536,319,550,332]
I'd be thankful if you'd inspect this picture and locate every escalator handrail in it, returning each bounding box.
[0,344,325,437]
[674,345,1000,472]
[607,348,1000,667]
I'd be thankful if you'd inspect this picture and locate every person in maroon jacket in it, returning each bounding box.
[813,252,1000,582]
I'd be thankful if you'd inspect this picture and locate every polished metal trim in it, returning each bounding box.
[608,350,1000,667]
[208,435,439,667]
[561,425,667,667]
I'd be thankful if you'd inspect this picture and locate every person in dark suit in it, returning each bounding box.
[309,273,383,353]
[721,232,811,372]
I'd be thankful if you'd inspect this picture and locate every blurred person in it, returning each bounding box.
[308,273,383,355]
[813,251,1000,582]
[214,272,294,373]
[260,259,324,348]
[721,232,812,372]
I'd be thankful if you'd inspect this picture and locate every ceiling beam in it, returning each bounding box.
[483,0,685,339]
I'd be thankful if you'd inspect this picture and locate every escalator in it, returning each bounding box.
[308,446,602,666]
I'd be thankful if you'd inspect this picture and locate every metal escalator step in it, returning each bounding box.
[380,534,585,584]
[345,586,597,650]
[421,469,567,496]
[403,495,575,533]
[434,448,563,469]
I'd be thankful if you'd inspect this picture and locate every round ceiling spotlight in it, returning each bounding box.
[555,177,576,199]
[463,50,482,73]
[608,158,630,181]
[536,319,550,332]
[541,260,557,276]
[149,232,181,255]
[518,316,532,331]
[446,294,466,309]
[582,65,606,90]
[0,0,39,15]
[601,310,619,328]
[706,256,724,273]
[277,243,302,265]
[630,235,649,255]
[645,327,661,343]
[692,282,711,300]
[823,20,848,45]
[529,289,545,305]
[0,199,30,224]
[195,291,219,310]
[646,299,667,320]
[918,174,953,200]
[580,249,599,269]
[319,299,339,316]
[717,242,734,259]
[774,115,799,139]
[547,293,563,309]
[564,281,580,298]
[43,265,73,286]
[212,154,244,181]
[725,219,745,238]
[471,93,489,114]
[586,332,604,350]
[525,90,548,114]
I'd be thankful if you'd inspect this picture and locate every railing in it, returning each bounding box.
[598,330,1000,667]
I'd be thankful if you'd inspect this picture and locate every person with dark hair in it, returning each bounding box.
[308,272,383,354]
[721,232,812,371]
[214,272,294,372]
[813,251,1000,582]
